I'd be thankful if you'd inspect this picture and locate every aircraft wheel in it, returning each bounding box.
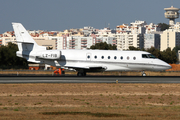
[84,72,86,76]
[141,71,147,76]
[77,72,81,76]
[142,73,146,76]
[77,72,86,76]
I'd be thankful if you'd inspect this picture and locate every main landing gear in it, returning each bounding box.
[77,72,86,76]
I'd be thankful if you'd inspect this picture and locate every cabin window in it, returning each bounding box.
[133,57,136,60]
[127,56,130,60]
[114,56,117,59]
[108,56,110,59]
[120,56,123,60]
[87,55,90,59]
[101,56,104,59]
[94,55,97,59]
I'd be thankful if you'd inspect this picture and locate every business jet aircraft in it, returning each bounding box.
[12,23,171,76]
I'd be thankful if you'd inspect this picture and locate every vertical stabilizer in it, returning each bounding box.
[12,23,46,51]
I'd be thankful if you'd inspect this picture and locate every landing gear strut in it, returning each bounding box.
[77,72,86,76]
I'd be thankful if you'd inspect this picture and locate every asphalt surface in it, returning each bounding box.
[0,76,180,83]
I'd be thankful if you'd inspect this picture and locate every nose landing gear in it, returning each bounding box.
[141,71,146,76]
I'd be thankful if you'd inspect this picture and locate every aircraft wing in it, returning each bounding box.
[65,65,107,72]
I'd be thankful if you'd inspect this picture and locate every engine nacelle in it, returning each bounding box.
[37,50,61,60]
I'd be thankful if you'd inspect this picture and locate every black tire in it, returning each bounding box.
[77,72,86,76]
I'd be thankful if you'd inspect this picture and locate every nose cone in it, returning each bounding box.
[161,61,172,70]
[165,64,172,70]
[155,59,172,71]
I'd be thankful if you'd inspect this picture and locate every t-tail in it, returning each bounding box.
[12,23,61,63]
[12,23,46,52]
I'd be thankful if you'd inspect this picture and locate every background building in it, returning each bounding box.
[116,20,160,50]
[144,33,160,50]
[116,33,144,50]
[160,29,180,51]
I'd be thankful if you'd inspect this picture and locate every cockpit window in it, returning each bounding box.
[142,54,156,59]
[142,54,148,58]
[147,54,156,58]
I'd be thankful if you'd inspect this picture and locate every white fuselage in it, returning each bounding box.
[25,49,171,72]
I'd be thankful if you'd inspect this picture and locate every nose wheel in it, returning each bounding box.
[141,71,146,76]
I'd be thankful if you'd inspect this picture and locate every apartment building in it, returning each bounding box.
[96,27,116,45]
[48,27,116,50]
[171,22,180,30]
[159,22,180,51]
[1,31,56,49]
[83,26,97,36]
[1,31,16,45]
[117,21,160,34]
[50,35,115,50]
[115,20,160,50]
[130,20,146,34]
[144,33,160,50]
[160,29,180,51]
[66,36,92,49]
[116,33,144,50]
[144,23,161,34]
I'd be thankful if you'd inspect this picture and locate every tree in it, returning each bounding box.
[0,43,28,69]
[158,23,170,31]
[146,47,161,59]
[161,47,177,64]
[129,46,141,51]
[173,45,180,53]
[128,46,146,51]
[90,42,116,50]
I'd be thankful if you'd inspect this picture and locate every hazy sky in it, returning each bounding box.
[1,0,180,33]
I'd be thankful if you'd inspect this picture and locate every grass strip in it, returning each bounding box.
[40,111,129,117]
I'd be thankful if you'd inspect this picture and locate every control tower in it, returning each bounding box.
[164,6,180,26]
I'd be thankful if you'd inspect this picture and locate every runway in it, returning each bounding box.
[0,76,180,83]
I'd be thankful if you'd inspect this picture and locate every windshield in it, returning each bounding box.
[142,54,156,59]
